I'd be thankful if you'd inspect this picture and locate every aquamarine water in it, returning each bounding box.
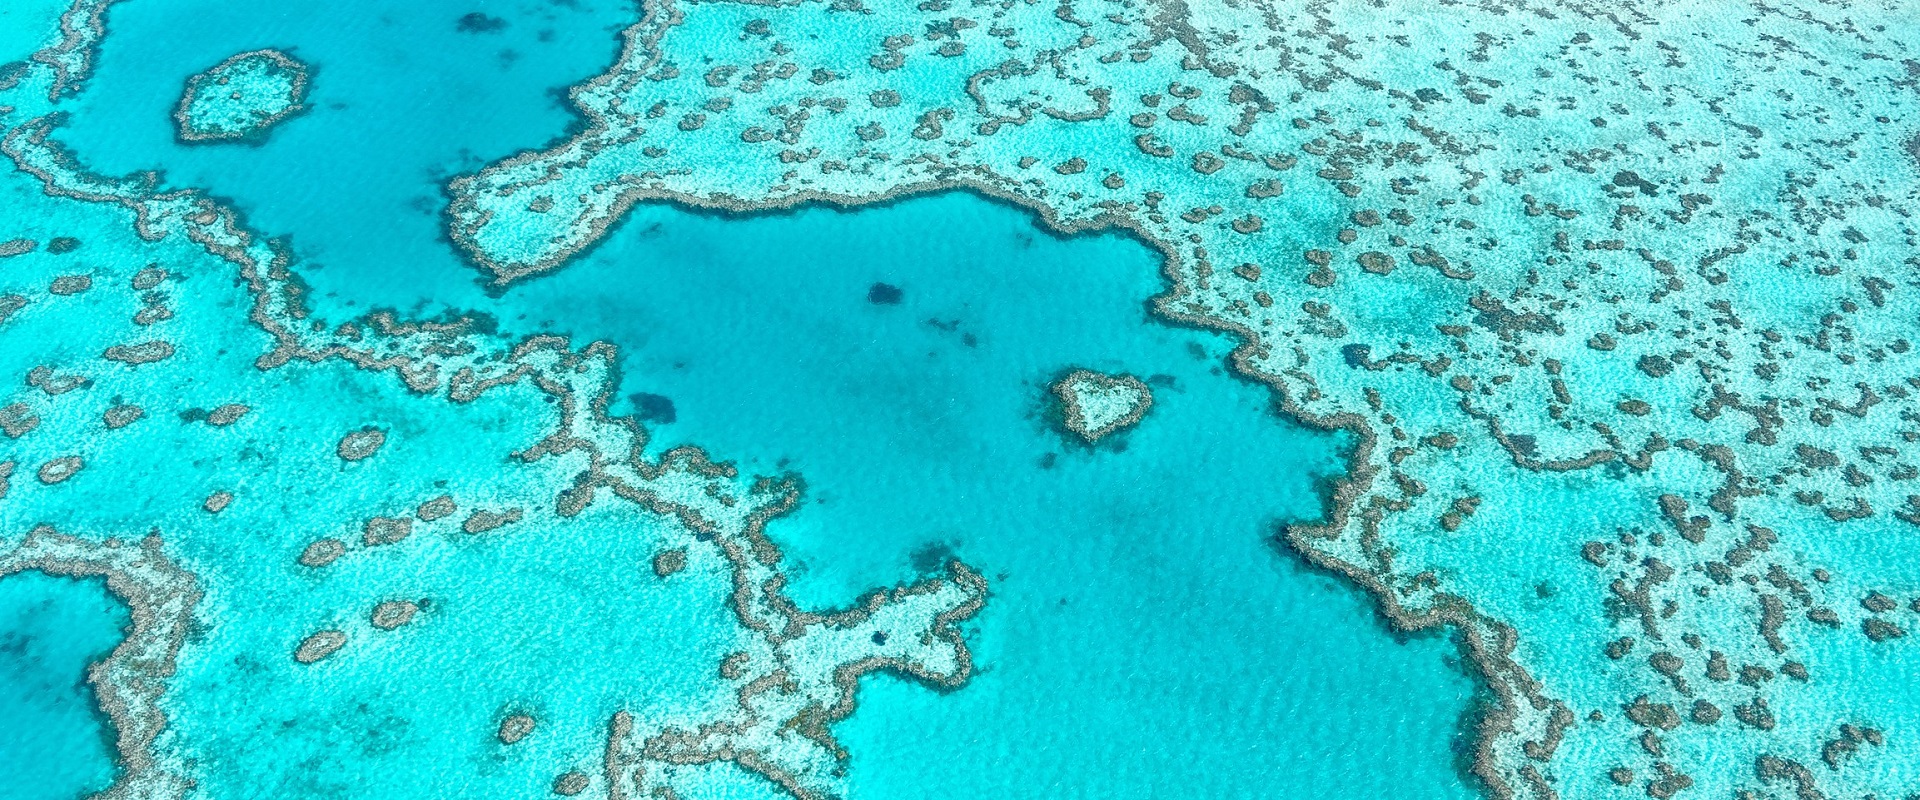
[52,0,630,316]
[533,195,1481,797]
[8,0,1920,797]
[7,1,1475,796]
[0,572,126,800]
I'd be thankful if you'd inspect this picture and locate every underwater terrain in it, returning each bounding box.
[4,0,1920,798]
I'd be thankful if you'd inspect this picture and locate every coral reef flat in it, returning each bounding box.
[512,192,1480,797]
[7,0,1920,797]
[1050,368,1154,443]
[55,0,636,318]
[172,49,309,144]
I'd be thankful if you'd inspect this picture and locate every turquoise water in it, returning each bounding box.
[6,0,1480,797]
[521,195,1483,797]
[53,6,1481,786]
[0,572,126,800]
[12,0,1920,796]
[0,0,71,66]
[57,0,632,315]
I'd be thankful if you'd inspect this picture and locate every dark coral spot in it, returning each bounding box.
[867,282,903,305]
[1612,170,1659,196]
[0,62,27,92]
[910,541,954,573]
[629,393,677,424]
[456,12,508,33]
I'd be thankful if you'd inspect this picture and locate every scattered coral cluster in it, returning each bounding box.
[440,0,1920,795]
[1,4,986,798]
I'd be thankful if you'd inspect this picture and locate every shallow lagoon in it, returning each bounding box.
[58,0,632,317]
[43,0,1481,795]
[0,572,126,800]
[513,193,1484,799]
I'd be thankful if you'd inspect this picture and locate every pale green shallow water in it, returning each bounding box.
[7,0,1920,797]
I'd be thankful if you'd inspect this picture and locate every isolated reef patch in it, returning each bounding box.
[438,0,1920,794]
[1049,368,1153,443]
[172,48,309,144]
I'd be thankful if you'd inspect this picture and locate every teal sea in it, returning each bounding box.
[0,572,126,800]
[5,0,1478,797]
[10,0,1920,796]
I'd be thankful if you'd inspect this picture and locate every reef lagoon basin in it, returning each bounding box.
[521,192,1487,798]
[0,572,127,800]
[8,0,1920,798]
